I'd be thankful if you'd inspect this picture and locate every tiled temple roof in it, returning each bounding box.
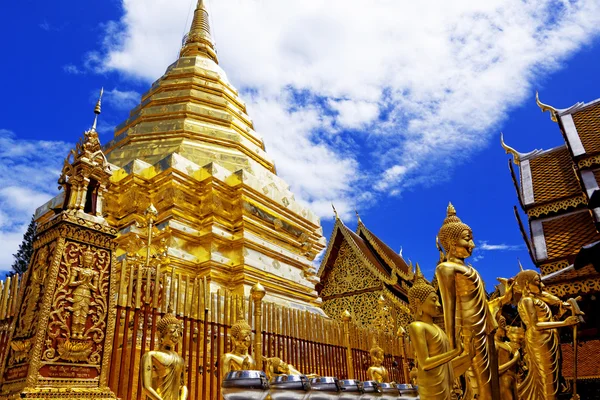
[528,147,580,205]
[541,211,600,261]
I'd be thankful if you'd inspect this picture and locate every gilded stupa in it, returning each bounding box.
[36,0,326,308]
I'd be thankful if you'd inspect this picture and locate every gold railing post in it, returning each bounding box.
[341,310,354,379]
[251,282,266,369]
[397,327,410,383]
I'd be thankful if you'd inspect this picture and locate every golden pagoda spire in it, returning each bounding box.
[180,0,218,62]
[91,87,103,132]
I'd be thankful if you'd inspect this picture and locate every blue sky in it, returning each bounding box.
[2,0,600,290]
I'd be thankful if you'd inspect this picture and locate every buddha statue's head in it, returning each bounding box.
[369,339,385,366]
[230,318,252,353]
[408,276,440,319]
[157,313,183,349]
[514,269,543,296]
[438,203,474,261]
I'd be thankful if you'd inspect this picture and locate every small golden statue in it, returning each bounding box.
[513,269,581,400]
[265,357,304,380]
[494,315,520,400]
[141,313,188,400]
[435,203,497,399]
[366,337,390,383]
[407,266,471,400]
[221,317,256,378]
[68,247,99,339]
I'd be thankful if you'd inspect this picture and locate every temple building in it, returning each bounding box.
[34,0,326,309]
[502,94,600,382]
[317,213,414,331]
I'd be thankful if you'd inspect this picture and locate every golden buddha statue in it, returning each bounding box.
[407,267,471,400]
[265,357,304,380]
[514,269,580,400]
[435,203,498,399]
[221,317,256,378]
[366,337,390,383]
[141,313,188,400]
[494,315,519,400]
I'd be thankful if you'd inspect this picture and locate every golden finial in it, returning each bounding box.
[500,132,543,165]
[332,204,339,220]
[447,202,456,217]
[355,209,362,224]
[180,0,218,62]
[501,132,521,165]
[250,282,266,301]
[518,258,524,272]
[536,91,558,122]
[145,203,158,219]
[341,310,352,322]
[91,87,104,131]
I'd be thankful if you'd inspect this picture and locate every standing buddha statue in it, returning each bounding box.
[366,337,390,383]
[514,269,580,400]
[221,317,256,378]
[407,265,471,400]
[435,203,498,400]
[141,313,188,400]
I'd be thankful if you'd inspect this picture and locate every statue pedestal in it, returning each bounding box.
[0,214,118,400]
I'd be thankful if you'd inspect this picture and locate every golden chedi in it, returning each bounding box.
[366,337,390,383]
[407,265,471,400]
[221,317,256,378]
[141,313,188,400]
[513,269,580,400]
[435,203,498,399]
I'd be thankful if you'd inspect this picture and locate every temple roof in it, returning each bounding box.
[562,339,600,379]
[318,216,413,298]
[356,220,411,278]
[573,101,600,155]
[527,147,580,205]
[539,210,600,262]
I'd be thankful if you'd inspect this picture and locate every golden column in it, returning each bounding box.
[251,283,266,369]
[0,92,118,400]
[341,310,355,379]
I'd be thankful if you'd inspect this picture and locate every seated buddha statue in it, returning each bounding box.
[366,338,390,383]
[221,317,256,378]
[407,265,471,400]
[141,313,188,400]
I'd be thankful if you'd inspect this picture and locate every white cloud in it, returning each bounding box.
[478,241,524,251]
[63,64,84,75]
[0,130,70,271]
[90,0,600,217]
[104,88,140,110]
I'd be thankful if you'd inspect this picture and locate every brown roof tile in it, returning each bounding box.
[542,211,600,260]
[562,339,600,379]
[357,223,411,275]
[529,147,580,205]
[573,102,600,155]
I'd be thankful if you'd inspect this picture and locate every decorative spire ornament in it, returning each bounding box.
[92,87,103,132]
[180,0,218,62]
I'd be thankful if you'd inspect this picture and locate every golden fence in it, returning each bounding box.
[0,268,412,400]
[0,275,21,370]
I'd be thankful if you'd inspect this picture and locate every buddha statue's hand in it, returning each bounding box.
[242,356,250,370]
[564,316,580,326]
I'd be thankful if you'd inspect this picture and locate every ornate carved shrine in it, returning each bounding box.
[0,92,118,399]
[317,213,413,330]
